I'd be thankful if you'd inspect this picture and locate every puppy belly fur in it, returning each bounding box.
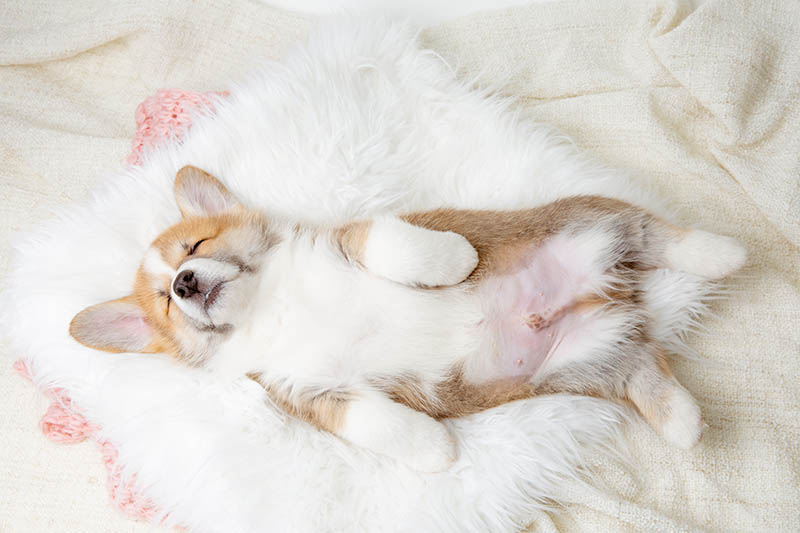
[470,230,627,384]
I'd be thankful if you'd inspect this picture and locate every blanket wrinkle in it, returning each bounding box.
[648,0,800,246]
[0,8,146,65]
[518,83,683,103]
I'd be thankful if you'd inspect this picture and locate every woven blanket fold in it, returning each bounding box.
[1,0,798,531]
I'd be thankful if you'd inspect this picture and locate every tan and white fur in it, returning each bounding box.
[70,166,746,471]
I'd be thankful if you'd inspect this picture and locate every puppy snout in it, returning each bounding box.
[173,270,198,299]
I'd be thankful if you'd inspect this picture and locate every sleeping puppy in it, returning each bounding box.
[70,166,746,471]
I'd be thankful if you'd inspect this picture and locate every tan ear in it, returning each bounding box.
[174,165,242,218]
[69,295,156,353]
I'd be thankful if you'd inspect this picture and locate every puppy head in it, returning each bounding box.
[70,166,278,363]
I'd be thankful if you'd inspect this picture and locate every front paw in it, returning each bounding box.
[364,218,478,287]
[340,396,459,472]
[403,420,458,472]
[418,231,479,287]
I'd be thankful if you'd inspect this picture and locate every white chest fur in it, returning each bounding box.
[212,234,484,390]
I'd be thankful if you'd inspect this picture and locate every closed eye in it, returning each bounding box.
[159,290,172,313]
[188,239,207,255]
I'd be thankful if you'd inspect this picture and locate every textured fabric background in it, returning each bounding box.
[1,0,798,531]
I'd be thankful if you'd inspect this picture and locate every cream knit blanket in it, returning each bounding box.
[1,0,797,531]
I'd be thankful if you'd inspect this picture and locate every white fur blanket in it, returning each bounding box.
[2,1,798,531]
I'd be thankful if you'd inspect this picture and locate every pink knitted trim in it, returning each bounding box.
[14,87,225,528]
[128,89,227,166]
[15,360,165,522]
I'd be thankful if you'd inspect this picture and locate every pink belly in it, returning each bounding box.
[477,230,625,380]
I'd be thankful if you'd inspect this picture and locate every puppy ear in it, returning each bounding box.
[174,165,242,218]
[69,295,156,353]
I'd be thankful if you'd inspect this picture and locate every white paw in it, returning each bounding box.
[340,394,458,472]
[418,231,479,287]
[365,218,478,287]
[665,230,746,280]
[403,420,458,473]
[661,388,703,449]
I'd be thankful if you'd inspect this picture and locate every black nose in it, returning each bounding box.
[173,270,198,299]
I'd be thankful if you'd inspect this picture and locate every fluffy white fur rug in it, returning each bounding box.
[2,18,714,532]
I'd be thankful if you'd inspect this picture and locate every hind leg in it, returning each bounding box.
[628,211,746,280]
[625,345,703,449]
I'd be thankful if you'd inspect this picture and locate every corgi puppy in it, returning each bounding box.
[70,166,746,471]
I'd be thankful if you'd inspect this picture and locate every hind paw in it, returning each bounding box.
[661,388,703,449]
[666,230,746,280]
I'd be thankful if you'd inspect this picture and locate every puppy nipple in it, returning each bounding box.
[524,313,548,331]
[516,358,524,367]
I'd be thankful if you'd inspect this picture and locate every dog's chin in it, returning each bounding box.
[204,282,225,313]
[204,283,247,330]
[204,292,229,327]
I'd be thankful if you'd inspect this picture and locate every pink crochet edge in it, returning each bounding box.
[14,88,226,528]
[128,89,227,166]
